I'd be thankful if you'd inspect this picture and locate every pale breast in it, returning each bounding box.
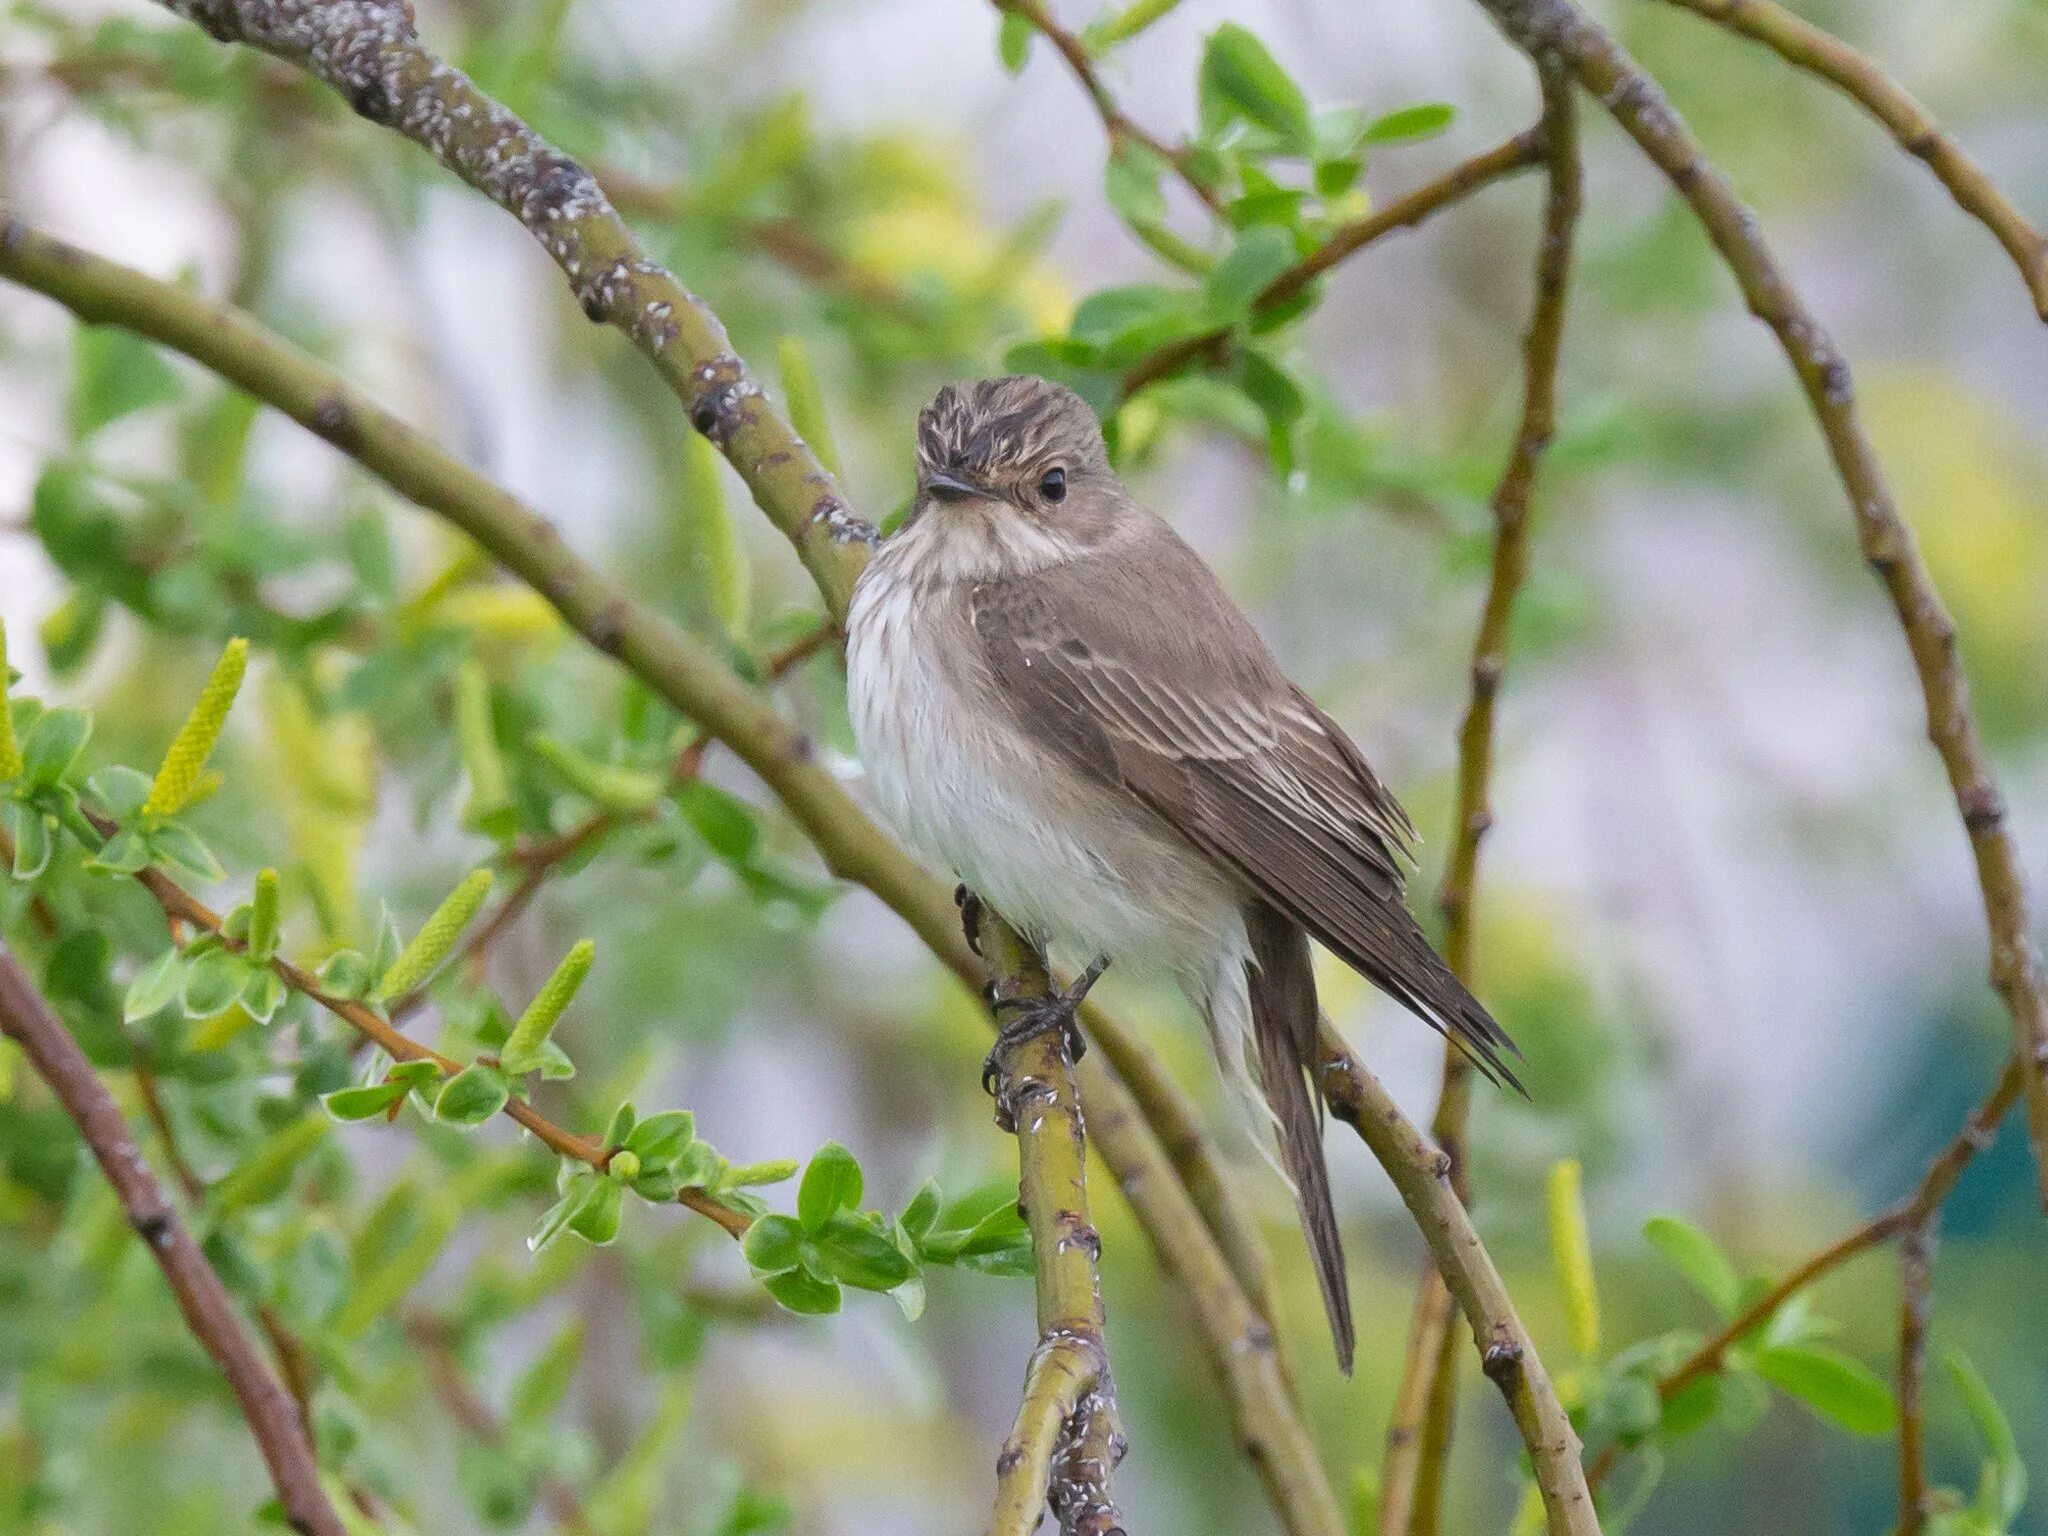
[846,547,1236,979]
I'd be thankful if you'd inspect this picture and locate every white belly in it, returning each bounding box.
[846,555,1237,981]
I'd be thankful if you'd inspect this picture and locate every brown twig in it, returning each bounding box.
[1896,1220,1936,1534]
[995,0,1225,215]
[1659,0,2048,321]
[1585,1055,2020,1491]
[1475,0,2048,1214]
[1381,65,1580,1536]
[404,1315,600,1536]
[0,946,347,1536]
[1120,129,1547,397]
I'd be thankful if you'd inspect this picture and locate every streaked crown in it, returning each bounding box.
[915,375,1107,485]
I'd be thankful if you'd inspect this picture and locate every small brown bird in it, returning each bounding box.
[846,376,1519,1370]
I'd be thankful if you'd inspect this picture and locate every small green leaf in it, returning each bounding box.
[1644,1216,1741,1318]
[210,1116,330,1215]
[509,1321,585,1428]
[21,707,92,789]
[149,821,225,884]
[71,325,181,438]
[900,1179,942,1242]
[1362,102,1456,145]
[567,1176,622,1245]
[88,765,153,819]
[1659,1373,1722,1440]
[1752,1345,1897,1436]
[124,947,187,1022]
[675,781,760,863]
[1200,23,1313,153]
[817,1213,915,1291]
[622,1110,696,1172]
[180,948,248,1017]
[997,9,1031,73]
[1945,1350,2026,1524]
[603,1101,638,1146]
[323,1082,410,1121]
[762,1267,841,1316]
[239,968,287,1025]
[797,1142,862,1234]
[742,1213,805,1274]
[434,1063,511,1126]
[315,950,374,1000]
[721,1158,800,1188]
[1203,224,1295,319]
[6,802,52,880]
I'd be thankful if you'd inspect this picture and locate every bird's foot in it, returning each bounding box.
[981,956,1110,1099]
[955,884,984,958]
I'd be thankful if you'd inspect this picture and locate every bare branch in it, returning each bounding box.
[1660,0,2048,320]
[0,945,347,1536]
[1472,0,2048,1211]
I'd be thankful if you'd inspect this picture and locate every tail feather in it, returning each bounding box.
[1244,905,1354,1374]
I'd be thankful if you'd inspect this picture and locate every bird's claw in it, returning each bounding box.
[955,884,985,958]
[981,956,1110,1097]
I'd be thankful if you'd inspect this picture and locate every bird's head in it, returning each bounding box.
[912,376,1114,544]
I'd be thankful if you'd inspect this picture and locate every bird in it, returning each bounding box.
[844,375,1520,1371]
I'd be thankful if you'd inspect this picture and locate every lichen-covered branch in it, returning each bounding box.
[0,214,1343,1535]
[978,918,1122,1536]
[1320,1044,1598,1534]
[1471,0,2048,1215]
[156,0,875,617]
[1660,0,2048,321]
[1382,64,1582,1536]
[1120,129,1546,397]
[0,946,347,1536]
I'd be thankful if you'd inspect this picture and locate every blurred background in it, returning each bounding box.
[2,0,2046,1531]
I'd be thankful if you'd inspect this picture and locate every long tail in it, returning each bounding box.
[1244,903,1354,1374]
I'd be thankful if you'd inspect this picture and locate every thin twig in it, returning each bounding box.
[404,1314,601,1536]
[1659,0,2048,321]
[1319,1041,1598,1535]
[1474,0,2048,1212]
[1896,1220,1935,1535]
[0,946,347,1536]
[1121,129,1547,397]
[1384,66,1581,1536]
[995,0,1226,215]
[977,914,1123,1536]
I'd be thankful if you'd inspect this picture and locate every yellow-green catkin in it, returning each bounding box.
[528,734,663,814]
[0,617,21,783]
[677,433,750,642]
[454,661,512,831]
[142,638,249,816]
[500,939,594,1072]
[776,335,841,479]
[372,868,495,1006]
[248,868,282,961]
[1546,1158,1601,1359]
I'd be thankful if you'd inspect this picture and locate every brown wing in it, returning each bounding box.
[970,522,1521,1089]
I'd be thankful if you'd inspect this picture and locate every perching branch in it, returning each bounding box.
[976,913,1124,1536]
[0,945,347,1536]
[1382,63,1581,1536]
[1119,129,1547,397]
[1659,0,2048,321]
[995,0,1227,215]
[1470,0,2048,1216]
[1320,1044,1598,1535]
[0,216,1343,1535]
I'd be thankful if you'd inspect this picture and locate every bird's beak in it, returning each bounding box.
[922,472,990,505]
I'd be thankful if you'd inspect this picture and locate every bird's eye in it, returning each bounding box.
[1038,467,1067,503]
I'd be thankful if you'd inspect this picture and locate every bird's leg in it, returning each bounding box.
[982,956,1110,1097]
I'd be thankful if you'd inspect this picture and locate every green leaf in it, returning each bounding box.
[742,1213,805,1274]
[1659,1373,1722,1440]
[150,821,226,884]
[323,1081,410,1121]
[6,801,52,880]
[1644,1215,1741,1317]
[622,1110,696,1172]
[997,9,1031,73]
[209,1116,330,1215]
[1362,102,1456,145]
[21,707,91,789]
[762,1267,841,1316]
[816,1213,915,1292]
[1104,141,1170,230]
[797,1142,862,1234]
[900,1178,942,1242]
[1752,1345,1897,1435]
[89,765,153,819]
[567,1176,622,1245]
[1203,224,1296,320]
[509,1320,585,1428]
[87,823,149,875]
[180,947,248,1017]
[675,781,760,863]
[1200,23,1313,153]
[315,950,374,1000]
[1945,1350,2026,1524]
[721,1158,800,1188]
[434,1063,511,1126]
[239,968,287,1025]
[123,947,186,1022]
[71,325,181,439]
